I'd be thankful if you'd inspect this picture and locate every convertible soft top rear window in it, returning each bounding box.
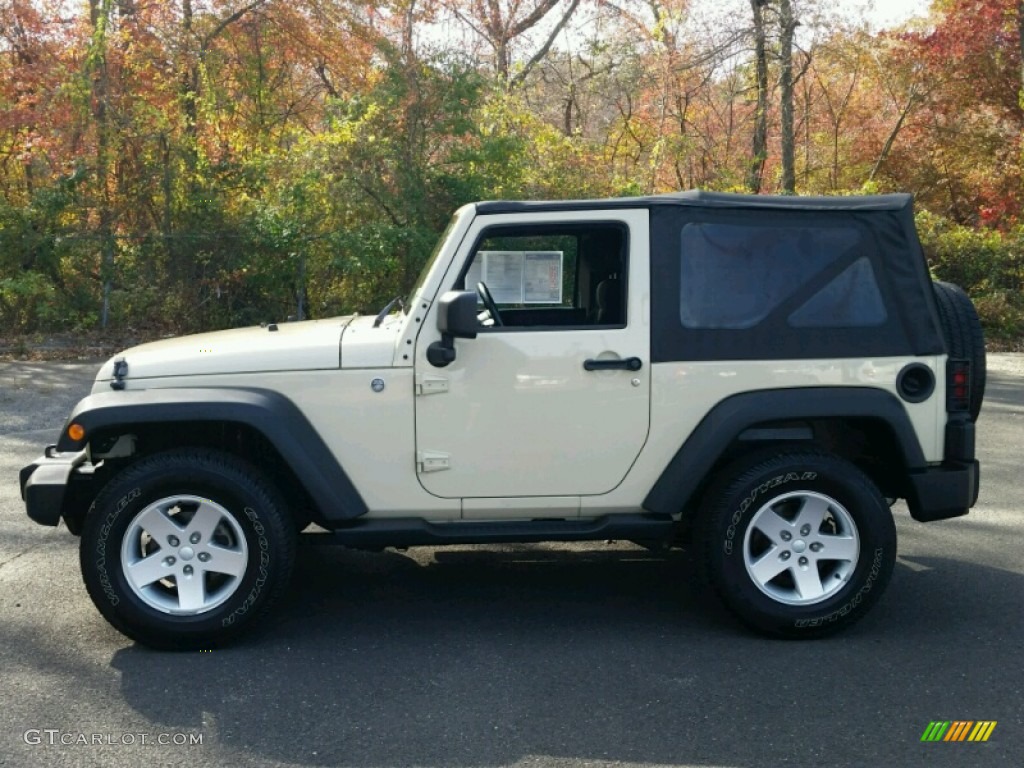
[650,201,943,361]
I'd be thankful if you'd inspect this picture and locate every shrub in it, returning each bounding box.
[915,211,1024,338]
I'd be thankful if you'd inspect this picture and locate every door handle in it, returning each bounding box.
[583,357,643,372]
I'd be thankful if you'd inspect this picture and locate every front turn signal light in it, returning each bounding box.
[67,423,86,442]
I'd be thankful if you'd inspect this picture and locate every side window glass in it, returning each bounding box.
[788,257,887,328]
[461,224,627,329]
[466,238,573,307]
[679,222,860,329]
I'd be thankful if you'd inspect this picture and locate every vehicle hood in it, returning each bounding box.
[339,314,405,368]
[95,318,353,382]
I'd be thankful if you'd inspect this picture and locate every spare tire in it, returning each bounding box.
[932,281,986,420]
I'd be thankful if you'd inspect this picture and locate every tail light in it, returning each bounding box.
[947,359,971,413]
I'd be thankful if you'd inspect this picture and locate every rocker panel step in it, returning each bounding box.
[302,514,676,549]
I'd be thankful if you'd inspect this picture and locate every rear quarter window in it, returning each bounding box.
[679,222,884,329]
[648,202,946,362]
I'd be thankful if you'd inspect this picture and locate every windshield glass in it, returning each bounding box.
[404,212,462,312]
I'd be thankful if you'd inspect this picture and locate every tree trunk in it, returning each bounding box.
[89,0,115,328]
[779,0,797,194]
[495,37,510,82]
[181,0,198,174]
[748,0,769,193]
[296,253,307,321]
[1018,0,1024,108]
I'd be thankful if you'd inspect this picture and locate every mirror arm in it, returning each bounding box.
[426,332,457,368]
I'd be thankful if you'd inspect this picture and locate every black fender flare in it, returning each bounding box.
[642,387,926,516]
[57,387,367,521]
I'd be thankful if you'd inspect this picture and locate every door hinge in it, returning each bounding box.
[416,451,450,473]
[415,374,449,396]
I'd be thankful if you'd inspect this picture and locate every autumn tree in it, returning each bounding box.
[898,0,1024,223]
[3,0,1024,339]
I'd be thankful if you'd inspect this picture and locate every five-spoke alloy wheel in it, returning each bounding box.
[81,449,295,650]
[120,495,250,616]
[743,490,860,606]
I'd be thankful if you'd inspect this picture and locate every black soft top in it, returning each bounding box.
[476,190,913,215]
[479,190,944,361]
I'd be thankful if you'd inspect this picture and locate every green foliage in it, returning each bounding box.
[916,211,1024,336]
[0,271,60,329]
[3,1,1023,346]
[0,169,96,330]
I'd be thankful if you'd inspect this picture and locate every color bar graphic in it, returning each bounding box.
[921,720,996,742]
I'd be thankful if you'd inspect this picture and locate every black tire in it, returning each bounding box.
[933,280,986,420]
[80,449,296,650]
[699,451,896,639]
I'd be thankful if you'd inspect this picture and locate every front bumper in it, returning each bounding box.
[19,447,88,526]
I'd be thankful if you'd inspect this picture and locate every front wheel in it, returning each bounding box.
[699,451,895,638]
[80,449,296,650]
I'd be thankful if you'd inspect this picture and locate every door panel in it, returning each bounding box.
[413,209,651,506]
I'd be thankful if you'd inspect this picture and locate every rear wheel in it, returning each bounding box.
[80,449,295,650]
[699,451,895,638]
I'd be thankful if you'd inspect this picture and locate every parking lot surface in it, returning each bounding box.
[1,357,1021,767]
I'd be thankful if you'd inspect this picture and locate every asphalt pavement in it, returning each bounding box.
[1,357,1021,768]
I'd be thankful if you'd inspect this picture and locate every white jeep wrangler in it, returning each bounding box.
[20,191,984,649]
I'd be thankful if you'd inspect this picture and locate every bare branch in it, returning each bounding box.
[510,0,581,87]
[450,5,491,42]
[200,0,270,54]
[869,93,921,183]
[509,0,561,38]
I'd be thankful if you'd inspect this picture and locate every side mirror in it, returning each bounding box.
[437,290,478,339]
[427,290,478,367]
